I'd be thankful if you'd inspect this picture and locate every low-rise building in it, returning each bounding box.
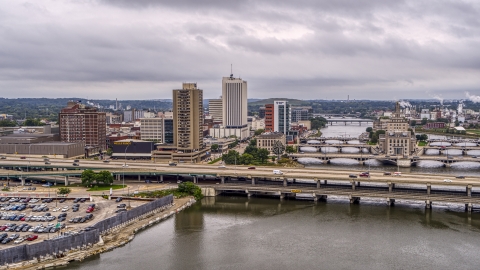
[256,132,286,153]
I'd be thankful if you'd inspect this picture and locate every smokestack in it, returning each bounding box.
[116,98,118,110]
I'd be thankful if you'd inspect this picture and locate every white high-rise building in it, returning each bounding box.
[273,101,291,134]
[222,74,248,128]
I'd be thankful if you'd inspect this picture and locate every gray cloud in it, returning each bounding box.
[0,0,479,100]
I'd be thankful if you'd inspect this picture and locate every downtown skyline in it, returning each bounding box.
[0,0,479,100]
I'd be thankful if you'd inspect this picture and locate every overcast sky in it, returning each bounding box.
[1,0,479,100]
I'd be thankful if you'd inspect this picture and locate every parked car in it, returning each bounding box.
[72,163,79,166]
[115,209,127,213]
[26,234,38,241]
[117,204,126,208]
[115,197,123,202]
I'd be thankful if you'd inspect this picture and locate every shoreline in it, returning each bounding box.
[2,197,195,270]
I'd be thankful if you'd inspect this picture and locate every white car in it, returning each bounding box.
[14,237,25,244]
[122,164,129,167]
[218,165,226,169]
[444,179,452,182]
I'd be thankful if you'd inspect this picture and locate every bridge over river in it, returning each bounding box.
[2,159,480,212]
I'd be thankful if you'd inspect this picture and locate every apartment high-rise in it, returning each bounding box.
[173,83,203,151]
[291,106,313,122]
[274,101,291,134]
[59,101,106,151]
[140,118,164,142]
[208,98,223,123]
[265,104,274,132]
[222,74,247,128]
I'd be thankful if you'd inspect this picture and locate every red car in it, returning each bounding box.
[0,226,7,231]
[248,167,256,170]
[359,172,370,177]
[20,156,26,159]
[26,235,38,241]
[86,207,94,213]
[20,217,26,221]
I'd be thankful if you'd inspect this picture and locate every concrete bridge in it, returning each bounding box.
[302,137,364,143]
[326,119,374,126]
[299,144,371,152]
[201,178,479,212]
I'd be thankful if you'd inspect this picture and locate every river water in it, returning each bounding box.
[67,196,480,270]
[64,121,480,269]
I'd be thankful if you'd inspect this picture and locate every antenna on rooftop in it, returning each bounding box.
[230,64,233,79]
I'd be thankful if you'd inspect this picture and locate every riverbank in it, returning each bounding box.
[2,197,194,270]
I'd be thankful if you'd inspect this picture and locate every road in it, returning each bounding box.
[1,157,479,188]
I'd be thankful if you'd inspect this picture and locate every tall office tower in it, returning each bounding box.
[173,83,203,151]
[208,98,223,123]
[222,74,247,128]
[274,101,291,134]
[59,101,106,151]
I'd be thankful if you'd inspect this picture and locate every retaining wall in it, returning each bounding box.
[0,195,173,266]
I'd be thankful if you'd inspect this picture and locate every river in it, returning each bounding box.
[66,196,480,270]
[63,121,480,269]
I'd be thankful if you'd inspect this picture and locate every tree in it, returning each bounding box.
[421,118,428,125]
[249,138,257,147]
[57,187,71,195]
[286,145,296,154]
[244,145,258,156]
[366,127,373,132]
[222,150,240,165]
[272,140,285,158]
[410,120,417,127]
[310,117,327,130]
[254,129,264,136]
[0,119,16,127]
[257,148,270,163]
[81,169,96,186]
[96,170,114,185]
[239,153,254,165]
[211,144,219,152]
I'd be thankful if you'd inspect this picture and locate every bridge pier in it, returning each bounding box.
[138,175,141,182]
[193,176,197,184]
[280,194,285,200]
[64,176,69,186]
[316,180,320,189]
[324,180,328,185]
[467,185,472,197]
[425,200,432,209]
[465,203,472,213]
[221,176,225,184]
[252,178,256,186]
[427,184,431,195]
[159,175,163,183]
[283,178,287,187]
[20,177,25,186]
[387,198,395,206]
[388,182,393,193]
[351,181,356,191]
[317,195,327,201]
[350,196,360,204]
[247,192,252,198]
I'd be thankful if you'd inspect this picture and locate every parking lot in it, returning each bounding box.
[0,196,147,248]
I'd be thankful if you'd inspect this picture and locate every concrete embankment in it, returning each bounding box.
[3,197,196,270]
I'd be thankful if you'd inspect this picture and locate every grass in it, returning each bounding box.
[86,184,125,191]
[208,157,223,164]
[466,129,480,135]
[417,141,427,146]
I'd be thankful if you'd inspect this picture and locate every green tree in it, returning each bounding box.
[310,117,327,129]
[177,182,203,200]
[240,153,254,165]
[257,148,270,163]
[366,127,373,132]
[421,118,428,125]
[410,120,417,126]
[249,138,257,147]
[81,169,96,186]
[285,145,296,153]
[254,129,264,136]
[211,144,219,152]
[222,150,241,165]
[0,119,16,127]
[96,170,114,185]
[57,187,71,195]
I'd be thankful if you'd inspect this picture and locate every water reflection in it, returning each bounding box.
[325,140,342,144]
[297,157,323,165]
[450,162,480,169]
[425,149,439,155]
[467,150,480,156]
[321,147,338,153]
[329,158,360,165]
[442,149,462,156]
[416,160,444,168]
[454,142,477,147]
[299,146,317,152]
[430,142,452,146]
[342,147,360,153]
[346,140,362,144]
[307,140,321,144]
